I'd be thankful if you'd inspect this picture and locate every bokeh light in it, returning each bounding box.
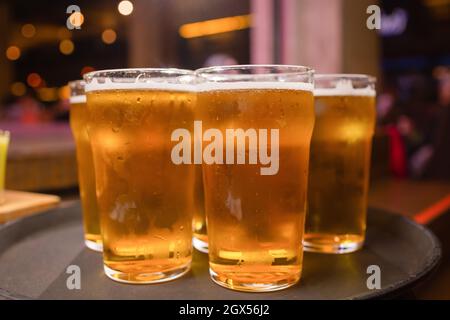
[6,46,21,61]
[57,27,71,40]
[118,1,133,16]
[179,15,251,39]
[81,66,95,76]
[27,73,42,88]
[69,12,84,28]
[10,82,26,96]
[58,85,70,100]
[37,87,58,102]
[59,39,74,55]
[21,24,36,38]
[102,29,117,44]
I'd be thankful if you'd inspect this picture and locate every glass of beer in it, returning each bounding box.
[304,74,376,254]
[0,130,10,205]
[69,80,102,252]
[196,65,315,292]
[84,69,196,284]
[193,167,208,253]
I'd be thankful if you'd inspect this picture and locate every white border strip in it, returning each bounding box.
[197,81,313,92]
[314,87,376,97]
[69,95,87,103]
[85,80,196,93]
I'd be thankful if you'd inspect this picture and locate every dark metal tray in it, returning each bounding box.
[0,202,441,300]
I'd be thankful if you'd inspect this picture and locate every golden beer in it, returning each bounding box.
[85,69,196,284]
[69,80,102,252]
[192,166,208,253]
[305,75,376,254]
[197,65,314,292]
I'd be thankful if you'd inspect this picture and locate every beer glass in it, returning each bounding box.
[0,130,9,205]
[84,69,196,284]
[304,74,376,254]
[196,65,315,292]
[193,167,208,253]
[69,80,102,251]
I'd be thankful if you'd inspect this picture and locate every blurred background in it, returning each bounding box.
[0,0,449,298]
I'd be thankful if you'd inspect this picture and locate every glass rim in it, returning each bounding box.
[196,64,314,79]
[195,65,314,92]
[315,73,376,84]
[0,130,10,138]
[68,79,85,86]
[314,74,376,96]
[84,67,194,80]
[83,68,196,92]
[69,80,86,99]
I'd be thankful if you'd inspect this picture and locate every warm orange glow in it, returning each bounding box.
[424,0,450,7]
[59,39,74,55]
[6,46,21,61]
[102,29,117,44]
[37,87,58,102]
[424,0,450,19]
[57,27,71,40]
[415,194,450,225]
[81,66,95,76]
[11,82,26,96]
[59,85,70,100]
[69,12,84,28]
[21,24,36,38]
[179,15,251,39]
[27,73,42,88]
[118,1,133,16]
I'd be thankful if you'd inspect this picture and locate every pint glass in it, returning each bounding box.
[196,65,315,292]
[84,69,196,283]
[69,80,102,251]
[192,167,208,253]
[304,74,376,254]
[0,130,9,205]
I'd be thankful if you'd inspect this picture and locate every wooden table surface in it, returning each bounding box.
[1,122,78,192]
[368,178,450,225]
[0,190,61,224]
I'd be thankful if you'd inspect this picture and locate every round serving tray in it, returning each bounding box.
[0,202,441,300]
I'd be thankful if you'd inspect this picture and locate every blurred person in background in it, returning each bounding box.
[377,73,447,180]
[0,92,69,124]
[395,75,436,178]
[1,93,43,124]
[377,84,408,178]
[421,69,450,180]
[51,99,70,122]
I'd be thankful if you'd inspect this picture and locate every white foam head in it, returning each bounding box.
[314,79,375,97]
[70,95,87,103]
[197,81,313,92]
[85,79,195,92]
